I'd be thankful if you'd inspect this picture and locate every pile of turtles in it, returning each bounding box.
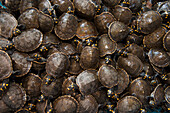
[0,0,170,113]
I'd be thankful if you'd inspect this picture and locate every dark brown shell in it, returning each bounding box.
[98,34,117,57]
[0,38,10,49]
[163,30,170,51]
[47,46,60,56]
[126,34,142,45]
[137,11,162,34]
[32,61,46,72]
[53,95,79,113]
[92,89,108,104]
[165,86,170,103]
[38,0,52,11]
[117,96,142,113]
[112,5,132,25]
[19,0,39,13]
[11,51,32,77]
[77,95,98,113]
[46,52,70,78]
[143,26,166,49]
[59,43,76,55]
[94,12,115,34]
[98,64,118,88]
[3,0,20,11]
[22,73,42,98]
[55,13,78,40]
[0,12,18,38]
[2,83,27,110]
[42,33,60,45]
[128,0,143,13]
[39,11,54,33]
[113,68,129,94]
[108,21,129,42]
[117,54,143,77]
[164,73,170,85]
[129,77,151,105]
[80,46,99,70]
[102,0,121,7]
[0,50,13,80]
[76,20,98,39]
[13,28,43,52]
[0,99,13,113]
[151,84,164,105]
[143,62,154,76]
[36,101,46,113]
[74,0,96,19]
[148,48,170,67]
[76,70,100,95]
[68,58,83,75]
[18,8,39,29]
[98,57,116,68]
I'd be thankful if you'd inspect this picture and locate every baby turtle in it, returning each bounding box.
[38,0,52,11]
[98,34,117,57]
[76,20,98,40]
[59,43,76,56]
[42,33,60,45]
[165,86,170,104]
[13,28,43,52]
[2,0,20,11]
[19,0,39,13]
[137,10,162,34]
[102,0,121,7]
[0,38,14,54]
[163,30,170,51]
[148,48,170,67]
[98,64,118,88]
[126,34,143,45]
[128,0,143,13]
[0,99,13,113]
[80,46,99,69]
[46,52,70,78]
[53,95,79,113]
[2,83,27,110]
[116,96,142,113]
[0,50,13,80]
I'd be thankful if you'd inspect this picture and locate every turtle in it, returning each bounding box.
[59,43,76,56]
[36,100,46,113]
[127,0,143,13]
[164,86,170,104]
[1,0,21,11]
[19,0,39,13]
[0,78,9,97]
[102,0,121,8]
[38,0,52,11]
[163,30,170,51]
[0,99,13,113]
[0,38,15,54]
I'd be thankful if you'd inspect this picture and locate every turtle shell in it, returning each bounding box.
[38,11,54,33]
[19,0,39,13]
[129,77,151,105]
[77,95,98,113]
[0,99,13,113]
[98,34,117,57]
[11,51,32,77]
[22,73,42,98]
[164,73,170,85]
[59,43,76,56]
[108,21,129,42]
[3,0,21,11]
[42,33,60,45]
[0,50,13,80]
[143,26,166,49]
[102,0,121,7]
[143,62,154,76]
[38,0,52,11]
[98,57,116,68]
[53,95,79,113]
[94,12,115,34]
[126,34,142,45]
[0,12,18,38]
[76,70,100,95]
[113,68,129,94]
[137,11,162,34]
[13,28,43,52]
[165,86,170,104]
[112,5,132,25]
[117,96,142,113]
[80,46,99,69]
[128,0,143,13]
[41,75,63,98]
[148,48,170,67]
[36,101,46,113]
[68,58,83,75]
[0,38,11,49]
[98,64,118,88]
[151,84,164,105]
[15,109,31,113]
[92,88,108,104]
[163,30,170,51]
[18,8,39,29]
[117,54,143,77]
[76,20,98,40]
[55,13,78,40]
[2,83,27,110]
[46,52,70,78]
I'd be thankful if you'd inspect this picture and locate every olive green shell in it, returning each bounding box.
[13,28,43,52]
[19,0,39,13]
[0,50,13,80]
[163,30,170,51]
[0,12,18,38]
[102,0,121,7]
[165,86,170,103]
[59,43,76,55]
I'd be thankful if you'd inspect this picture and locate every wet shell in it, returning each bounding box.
[53,95,79,113]
[102,0,121,7]
[42,33,60,45]
[126,34,142,45]
[38,0,52,11]
[80,46,99,69]
[92,89,108,104]
[19,0,39,13]
[36,101,46,113]
[3,0,21,11]
[13,28,43,52]
[2,83,27,110]
[163,30,170,51]
[117,96,142,113]
[76,70,100,95]
[148,48,170,67]
[0,12,18,38]
[94,12,115,34]
[117,54,143,77]
[55,13,78,40]
[0,99,13,113]
[68,58,83,75]
[0,50,13,80]
[165,86,170,103]
[128,0,143,13]
[11,51,32,77]
[22,73,42,98]
[108,21,129,42]
[59,43,76,56]
[98,57,116,68]
[18,8,39,29]
[129,77,151,105]
[143,62,154,76]
[46,52,70,78]
[98,34,117,57]
[76,20,98,40]
[137,11,162,34]
[98,64,118,88]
